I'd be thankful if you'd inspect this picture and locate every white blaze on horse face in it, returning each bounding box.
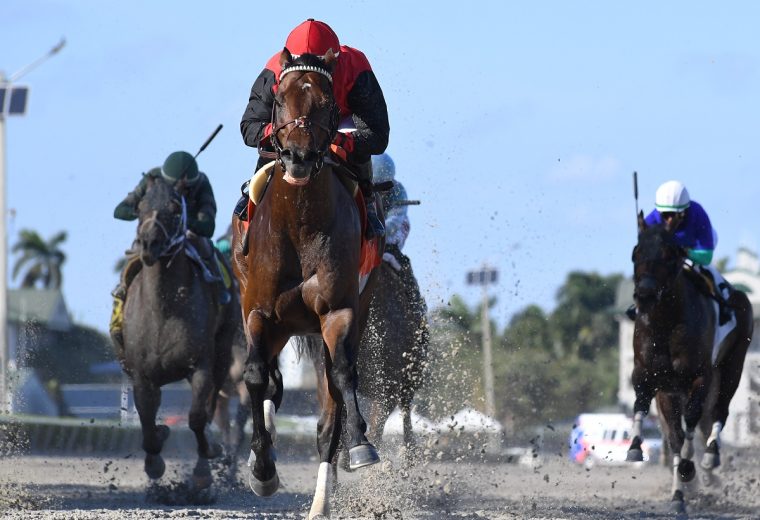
[302,83,312,90]
[308,462,333,519]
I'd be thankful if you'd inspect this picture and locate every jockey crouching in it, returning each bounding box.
[110,151,231,350]
[627,180,732,325]
[372,153,428,317]
[236,18,389,239]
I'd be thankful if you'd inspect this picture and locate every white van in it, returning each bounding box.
[569,413,662,468]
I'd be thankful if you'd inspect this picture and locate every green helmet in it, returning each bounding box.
[161,151,199,185]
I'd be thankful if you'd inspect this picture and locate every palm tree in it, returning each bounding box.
[12,229,67,289]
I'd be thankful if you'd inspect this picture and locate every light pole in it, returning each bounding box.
[466,265,498,418]
[0,38,65,413]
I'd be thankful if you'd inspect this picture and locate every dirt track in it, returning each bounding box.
[1,443,759,519]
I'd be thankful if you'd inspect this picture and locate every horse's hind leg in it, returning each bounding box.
[133,378,169,479]
[704,294,752,471]
[322,309,379,470]
[627,365,655,462]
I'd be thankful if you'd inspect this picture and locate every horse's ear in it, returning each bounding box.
[323,48,337,69]
[279,47,293,69]
[637,210,647,233]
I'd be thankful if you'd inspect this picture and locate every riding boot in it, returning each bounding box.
[234,180,250,221]
[355,160,385,239]
[109,283,127,353]
[192,233,231,306]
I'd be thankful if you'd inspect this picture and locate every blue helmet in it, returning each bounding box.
[372,153,396,183]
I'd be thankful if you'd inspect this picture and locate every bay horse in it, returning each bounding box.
[626,213,753,514]
[231,48,383,518]
[118,176,238,488]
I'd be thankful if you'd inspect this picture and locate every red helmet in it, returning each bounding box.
[285,19,340,58]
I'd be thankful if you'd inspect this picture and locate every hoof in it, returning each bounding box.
[678,459,696,482]
[144,453,165,480]
[700,469,716,487]
[700,442,720,469]
[249,471,280,497]
[349,443,380,470]
[626,449,644,462]
[669,500,686,515]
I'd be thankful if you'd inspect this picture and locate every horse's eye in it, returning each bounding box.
[280,149,292,158]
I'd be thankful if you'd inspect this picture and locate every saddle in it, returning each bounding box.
[242,161,381,276]
[683,264,733,325]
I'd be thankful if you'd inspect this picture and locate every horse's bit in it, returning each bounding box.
[138,196,188,263]
[266,63,339,177]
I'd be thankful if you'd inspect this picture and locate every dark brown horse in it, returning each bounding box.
[359,255,429,448]
[118,177,238,489]
[626,214,753,514]
[232,49,382,518]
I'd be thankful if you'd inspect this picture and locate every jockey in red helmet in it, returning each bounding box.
[239,19,390,238]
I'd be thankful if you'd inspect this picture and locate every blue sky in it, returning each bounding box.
[3,1,759,331]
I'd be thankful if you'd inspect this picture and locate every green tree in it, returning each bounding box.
[550,271,622,360]
[11,229,67,289]
[501,304,553,354]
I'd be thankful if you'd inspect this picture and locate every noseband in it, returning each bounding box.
[138,195,187,262]
[266,63,339,179]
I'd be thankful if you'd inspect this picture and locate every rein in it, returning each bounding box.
[265,63,339,179]
[138,196,187,264]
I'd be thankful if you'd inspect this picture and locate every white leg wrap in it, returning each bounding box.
[671,455,683,495]
[681,429,694,459]
[264,399,277,445]
[631,411,645,439]
[706,421,723,447]
[308,462,333,520]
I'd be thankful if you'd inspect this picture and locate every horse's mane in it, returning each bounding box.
[142,177,178,212]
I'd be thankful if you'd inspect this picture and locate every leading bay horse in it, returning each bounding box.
[626,214,753,514]
[118,177,239,489]
[232,49,382,518]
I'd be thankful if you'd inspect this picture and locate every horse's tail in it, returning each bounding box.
[292,335,323,361]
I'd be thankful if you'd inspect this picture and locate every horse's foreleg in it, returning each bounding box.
[322,309,379,471]
[243,316,279,496]
[627,365,655,462]
[188,367,223,460]
[657,392,688,514]
[309,360,341,520]
[133,378,169,479]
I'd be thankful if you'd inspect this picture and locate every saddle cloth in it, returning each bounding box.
[246,161,381,278]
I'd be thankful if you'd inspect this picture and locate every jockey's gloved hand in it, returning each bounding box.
[330,132,355,163]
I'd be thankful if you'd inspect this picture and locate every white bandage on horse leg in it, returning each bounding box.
[671,455,683,494]
[631,411,645,439]
[706,421,723,447]
[308,462,333,520]
[264,399,277,445]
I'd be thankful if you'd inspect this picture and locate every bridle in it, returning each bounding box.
[138,194,187,264]
[264,63,339,179]
[632,231,685,305]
